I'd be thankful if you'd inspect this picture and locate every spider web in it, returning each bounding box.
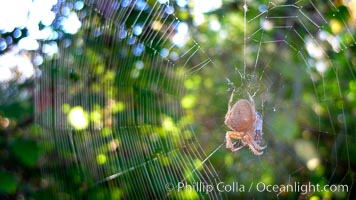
[34,0,356,199]
[35,0,221,199]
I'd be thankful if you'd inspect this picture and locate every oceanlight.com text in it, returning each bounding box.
[165,181,349,195]
[255,182,348,195]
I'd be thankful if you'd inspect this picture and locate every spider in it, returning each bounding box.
[224,89,266,155]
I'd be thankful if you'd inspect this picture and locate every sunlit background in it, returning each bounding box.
[1,0,354,85]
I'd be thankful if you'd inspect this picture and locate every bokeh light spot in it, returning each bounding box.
[96,154,107,165]
[68,106,89,130]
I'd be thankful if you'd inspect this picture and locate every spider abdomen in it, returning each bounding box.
[225,99,255,132]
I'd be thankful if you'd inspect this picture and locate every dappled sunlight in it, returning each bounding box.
[306,158,320,171]
[96,153,107,165]
[64,100,124,131]
[90,110,102,128]
[0,49,35,84]
[306,37,324,59]
[172,22,189,47]
[294,140,320,171]
[61,12,82,34]
[161,116,179,135]
[108,139,120,152]
[345,0,356,23]
[181,95,196,109]
[329,19,343,34]
[260,19,273,31]
[312,103,325,116]
[0,0,57,51]
[105,99,124,126]
[67,106,89,130]
[171,189,199,200]
[190,0,222,25]
[0,116,10,129]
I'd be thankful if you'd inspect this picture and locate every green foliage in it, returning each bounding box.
[10,139,40,167]
[0,169,18,194]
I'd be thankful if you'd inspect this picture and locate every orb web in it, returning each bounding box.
[34,0,355,199]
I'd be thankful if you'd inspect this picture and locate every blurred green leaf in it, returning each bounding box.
[10,139,40,167]
[0,169,18,194]
[0,100,32,120]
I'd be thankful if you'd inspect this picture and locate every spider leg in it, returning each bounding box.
[228,88,236,112]
[230,144,246,152]
[248,144,263,155]
[247,92,256,122]
[225,131,234,149]
[232,141,239,147]
[250,138,267,150]
[226,131,265,155]
[247,91,255,104]
[225,89,236,122]
[241,134,264,155]
[226,131,245,151]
